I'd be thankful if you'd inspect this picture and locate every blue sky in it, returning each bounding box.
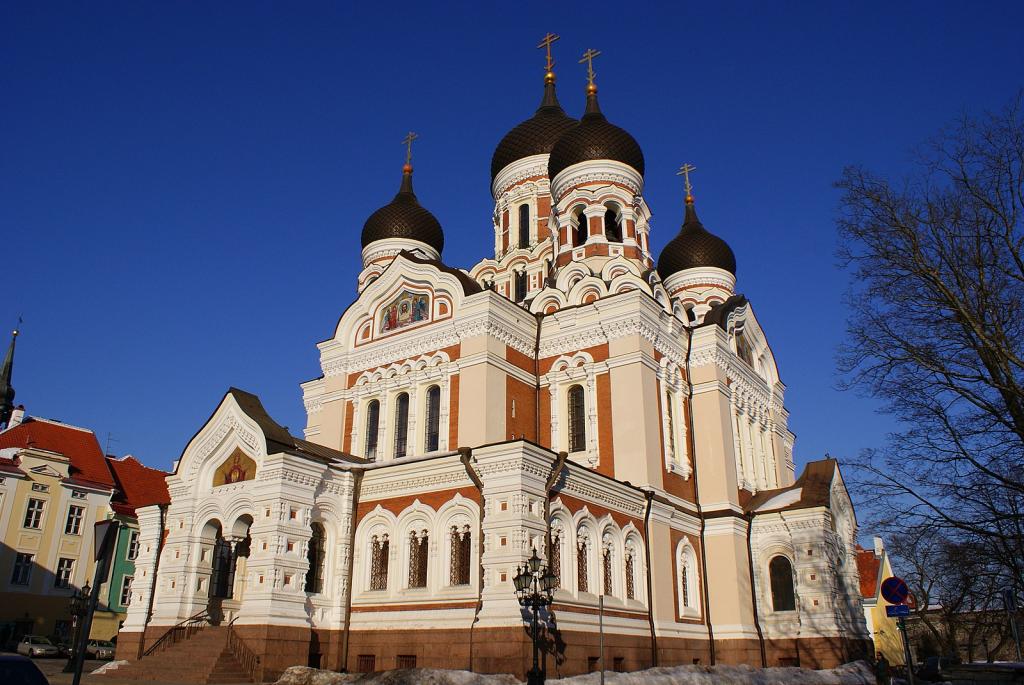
[2,2,1022,472]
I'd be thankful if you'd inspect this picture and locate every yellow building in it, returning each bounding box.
[0,408,123,645]
[857,537,905,664]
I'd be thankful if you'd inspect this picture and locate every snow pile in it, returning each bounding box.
[90,659,129,675]
[548,661,875,684]
[274,662,875,685]
[275,666,520,685]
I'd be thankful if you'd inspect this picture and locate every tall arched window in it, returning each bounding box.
[305,523,325,593]
[369,533,389,591]
[408,529,428,588]
[576,529,589,593]
[769,555,796,611]
[567,385,586,453]
[604,207,621,242]
[573,207,588,247]
[518,204,530,249]
[424,386,441,452]
[449,524,471,586]
[364,400,380,461]
[393,393,409,458]
[514,271,528,302]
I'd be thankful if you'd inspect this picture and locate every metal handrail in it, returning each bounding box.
[227,617,261,682]
[142,609,211,657]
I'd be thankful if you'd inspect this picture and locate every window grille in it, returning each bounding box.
[65,505,84,535]
[625,550,635,600]
[365,400,380,461]
[425,386,440,452]
[55,558,74,588]
[518,204,530,248]
[408,530,428,588]
[567,385,586,453]
[393,393,409,458]
[369,534,389,591]
[449,525,471,586]
[602,545,613,596]
[24,498,44,529]
[576,534,589,593]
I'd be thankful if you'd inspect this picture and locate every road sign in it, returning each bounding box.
[886,604,910,617]
[881,576,910,605]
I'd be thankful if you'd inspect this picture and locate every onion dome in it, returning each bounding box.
[490,74,577,182]
[360,164,444,254]
[658,197,737,277]
[548,86,645,180]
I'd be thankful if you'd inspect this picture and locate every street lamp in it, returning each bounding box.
[63,583,91,673]
[513,549,555,685]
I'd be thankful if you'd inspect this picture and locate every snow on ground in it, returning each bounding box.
[274,661,875,685]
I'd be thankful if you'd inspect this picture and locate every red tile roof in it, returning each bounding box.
[856,545,881,599]
[0,418,114,488]
[106,455,170,516]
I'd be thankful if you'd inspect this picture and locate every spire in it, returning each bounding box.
[0,323,19,428]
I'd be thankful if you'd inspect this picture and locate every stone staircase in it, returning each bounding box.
[102,626,254,683]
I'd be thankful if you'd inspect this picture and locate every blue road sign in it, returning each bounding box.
[881,576,910,605]
[886,604,910,618]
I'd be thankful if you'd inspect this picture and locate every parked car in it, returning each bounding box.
[916,655,963,682]
[0,655,49,685]
[15,636,60,658]
[85,639,115,660]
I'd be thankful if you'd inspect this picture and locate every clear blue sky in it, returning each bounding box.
[2,2,1021,472]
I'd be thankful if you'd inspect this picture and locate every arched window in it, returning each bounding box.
[424,386,441,452]
[602,533,614,596]
[576,529,589,593]
[408,529,428,588]
[514,271,528,302]
[393,393,409,458]
[769,555,796,611]
[518,204,530,249]
[210,537,234,599]
[364,400,380,461]
[678,542,698,612]
[305,523,325,593]
[449,524,471,586]
[573,207,588,247]
[369,533,389,591]
[567,385,586,453]
[604,207,621,242]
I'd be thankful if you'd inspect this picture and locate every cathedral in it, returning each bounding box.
[114,42,870,682]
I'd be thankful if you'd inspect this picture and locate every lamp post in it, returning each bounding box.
[62,583,91,673]
[513,550,557,685]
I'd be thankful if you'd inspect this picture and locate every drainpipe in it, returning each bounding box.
[745,512,767,667]
[340,470,364,672]
[684,324,715,665]
[140,503,168,659]
[642,491,658,667]
[459,448,484,672]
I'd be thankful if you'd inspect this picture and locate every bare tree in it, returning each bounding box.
[836,93,1024,599]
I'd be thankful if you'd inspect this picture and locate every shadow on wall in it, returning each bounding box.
[0,540,117,649]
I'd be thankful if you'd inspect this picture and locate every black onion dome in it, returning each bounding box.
[548,90,645,180]
[360,168,444,253]
[657,200,737,277]
[490,78,578,182]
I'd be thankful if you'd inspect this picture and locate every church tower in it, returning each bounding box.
[357,136,445,292]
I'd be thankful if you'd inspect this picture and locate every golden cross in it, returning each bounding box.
[677,163,697,198]
[579,48,601,87]
[402,131,418,166]
[537,33,560,72]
